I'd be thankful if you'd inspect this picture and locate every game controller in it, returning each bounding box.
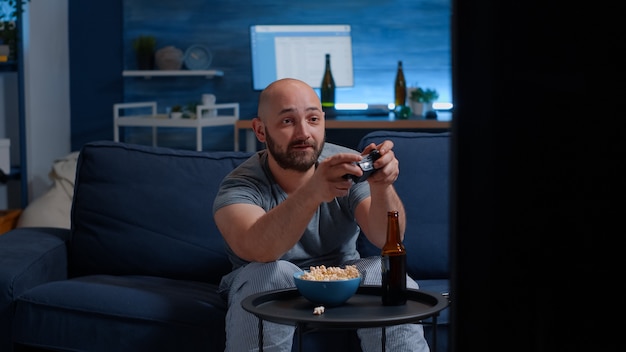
[344,149,381,183]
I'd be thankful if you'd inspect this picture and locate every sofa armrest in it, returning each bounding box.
[0,227,70,294]
[0,227,70,350]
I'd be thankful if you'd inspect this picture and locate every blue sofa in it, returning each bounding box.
[0,130,450,352]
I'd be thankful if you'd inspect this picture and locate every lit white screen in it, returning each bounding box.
[250,25,354,90]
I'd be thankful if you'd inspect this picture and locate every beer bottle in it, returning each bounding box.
[394,60,407,107]
[321,53,336,109]
[381,210,407,305]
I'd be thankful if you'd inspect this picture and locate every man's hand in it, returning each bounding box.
[361,141,399,187]
[307,153,364,202]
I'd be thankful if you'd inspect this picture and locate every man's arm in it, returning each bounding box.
[354,141,407,248]
[214,152,364,262]
[214,186,321,262]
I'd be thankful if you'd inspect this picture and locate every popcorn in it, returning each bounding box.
[313,306,325,315]
[300,265,360,281]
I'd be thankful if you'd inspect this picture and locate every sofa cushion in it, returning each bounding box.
[13,275,225,351]
[356,131,451,352]
[357,131,450,280]
[69,141,253,283]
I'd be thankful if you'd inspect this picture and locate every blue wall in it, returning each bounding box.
[69,0,124,151]
[70,0,451,151]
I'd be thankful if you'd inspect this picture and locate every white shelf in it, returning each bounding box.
[122,70,224,78]
[113,102,239,151]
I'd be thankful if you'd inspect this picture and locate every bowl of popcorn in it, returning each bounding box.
[293,265,362,307]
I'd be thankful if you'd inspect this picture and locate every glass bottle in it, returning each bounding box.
[320,53,336,109]
[381,210,407,305]
[394,60,407,108]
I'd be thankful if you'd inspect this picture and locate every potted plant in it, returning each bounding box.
[132,35,156,70]
[183,101,200,119]
[408,86,439,117]
[170,105,183,119]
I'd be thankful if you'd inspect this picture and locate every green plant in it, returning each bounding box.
[186,101,199,112]
[410,87,439,103]
[132,35,156,54]
[133,35,156,70]
[182,101,201,119]
[0,0,30,20]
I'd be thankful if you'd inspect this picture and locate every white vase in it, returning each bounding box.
[409,101,433,116]
[155,46,184,70]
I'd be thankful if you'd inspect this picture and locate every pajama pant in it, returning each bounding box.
[219,257,430,352]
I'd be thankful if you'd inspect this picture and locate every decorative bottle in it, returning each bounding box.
[394,60,407,108]
[381,210,407,305]
[321,53,336,109]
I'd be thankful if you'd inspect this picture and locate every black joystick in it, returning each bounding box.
[344,149,381,183]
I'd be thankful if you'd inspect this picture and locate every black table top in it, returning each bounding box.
[241,285,448,329]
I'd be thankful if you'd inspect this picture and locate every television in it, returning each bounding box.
[249,24,354,90]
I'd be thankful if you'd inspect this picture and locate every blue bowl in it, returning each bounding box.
[293,271,361,307]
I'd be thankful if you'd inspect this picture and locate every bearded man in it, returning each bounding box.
[213,78,429,352]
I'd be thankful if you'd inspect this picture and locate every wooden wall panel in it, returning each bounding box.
[119,0,451,150]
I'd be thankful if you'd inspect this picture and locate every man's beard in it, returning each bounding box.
[265,128,324,172]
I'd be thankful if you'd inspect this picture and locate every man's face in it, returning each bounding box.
[264,126,324,172]
[258,80,326,172]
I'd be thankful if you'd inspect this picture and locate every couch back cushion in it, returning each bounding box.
[357,131,450,280]
[69,141,253,284]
